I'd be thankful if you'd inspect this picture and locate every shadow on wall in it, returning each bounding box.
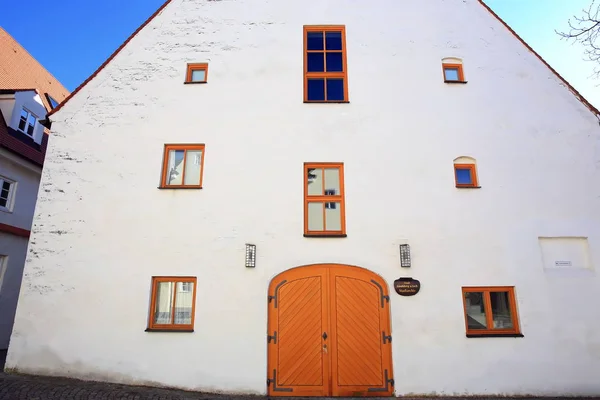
[0,349,6,371]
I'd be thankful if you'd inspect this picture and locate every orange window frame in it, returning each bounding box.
[160,144,205,189]
[442,63,465,82]
[147,276,197,331]
[303,25,349,103]
[304,162,346,236]
[454,163,478,188]
[462,286,521,336]
[185,63,208,83]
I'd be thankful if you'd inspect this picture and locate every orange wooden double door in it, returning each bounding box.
[267,264,394,397]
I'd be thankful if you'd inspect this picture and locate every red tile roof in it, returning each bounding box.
[0,27,69,111]
[50,0,599,118]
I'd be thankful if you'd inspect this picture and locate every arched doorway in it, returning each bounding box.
[267,264,394,397]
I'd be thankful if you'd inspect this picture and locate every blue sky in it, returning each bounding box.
[1,0,598,109]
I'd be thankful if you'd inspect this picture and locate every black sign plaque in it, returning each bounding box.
[393,278,420,296]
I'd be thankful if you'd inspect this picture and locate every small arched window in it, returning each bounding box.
[442,57,466,83]
[453,156,479,188]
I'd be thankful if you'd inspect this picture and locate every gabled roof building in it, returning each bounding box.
[5,0,600,396]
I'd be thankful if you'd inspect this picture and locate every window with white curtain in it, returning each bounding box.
[147,277,197,331]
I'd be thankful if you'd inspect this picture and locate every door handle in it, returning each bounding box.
[322,332,328,340]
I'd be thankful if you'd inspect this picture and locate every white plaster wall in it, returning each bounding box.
[9,91,46,145]
[0,95,15,125]
[7,0,600,396]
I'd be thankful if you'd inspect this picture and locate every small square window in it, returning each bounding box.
[442,63,465,83]
[185,63,208,83]
[148,277,197,331]
[160,144,205,189]
[0,176,15,211]
[462,287,521,337]
[454,164,478,188]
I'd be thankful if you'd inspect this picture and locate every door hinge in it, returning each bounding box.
[268,280,287,308]
[268,331,277,344]
[371,279,390,308]
[268,369,293,392]
[382,331,392,344]
[368,370,394,392]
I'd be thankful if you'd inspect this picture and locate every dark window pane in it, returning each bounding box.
[490,291,514,329]
[2,182,10,191]
[18,118,26,131]
[464,292,487,330]
[326,52,343,72]
[455,168,472,185]
[326,79,344,101]
[307,52,325,72]
[27,125,34,135]
[307,79,325,101]
[325,31,342,50]
[306,31,324,50]
[1,189,9,199]
[0,198,6,207]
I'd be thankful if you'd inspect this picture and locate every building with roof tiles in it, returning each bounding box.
[0,27,69,349]
[4,0,600,396]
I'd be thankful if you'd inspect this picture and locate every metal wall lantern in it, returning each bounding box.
[245,244,257,268]
[399,244,411,268]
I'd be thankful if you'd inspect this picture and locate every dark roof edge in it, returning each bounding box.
[48,0,172,117]
[0,88,37,95]
[478,0,599,118]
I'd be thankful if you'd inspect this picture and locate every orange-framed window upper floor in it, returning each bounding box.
[304,25,349,103]
[147,276,197,332]
[159,144,205,189]
[462,286,522,337]
[304,162,346,237]
[185,63,209,84]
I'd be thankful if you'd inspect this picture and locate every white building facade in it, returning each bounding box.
[6,0,600,396]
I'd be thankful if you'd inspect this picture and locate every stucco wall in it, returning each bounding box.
[0,150,41,349]
[7,0,600,396]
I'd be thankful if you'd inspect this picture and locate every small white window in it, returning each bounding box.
[0,176,15,211]
[0,255,7,293]
[18,108,37,136]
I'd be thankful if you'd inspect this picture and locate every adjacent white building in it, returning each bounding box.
[0,28,69,349]
[6,0,600,396]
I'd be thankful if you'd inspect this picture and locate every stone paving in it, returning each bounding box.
[0,371,599,400]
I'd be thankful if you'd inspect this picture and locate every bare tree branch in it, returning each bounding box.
[557,0,600,78]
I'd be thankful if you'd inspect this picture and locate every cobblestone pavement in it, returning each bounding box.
[0,372,599,400]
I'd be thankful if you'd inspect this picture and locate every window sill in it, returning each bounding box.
[17,129,35,137]
[304,234,347,238]
[456,186,481,189]
[303,101,350,104]
[145,328,194,333]
[157,186,203,190]
[0,207,13,214]
[184,81,207,84]
[466,333,523,338]
[445,80,468,84]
